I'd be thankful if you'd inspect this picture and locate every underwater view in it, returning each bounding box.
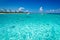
[0,13,60,40]
[0,0,60,40]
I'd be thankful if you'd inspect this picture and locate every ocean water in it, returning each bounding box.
[0,13,60,40]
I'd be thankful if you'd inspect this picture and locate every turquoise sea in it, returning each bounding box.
[0,13,60,40]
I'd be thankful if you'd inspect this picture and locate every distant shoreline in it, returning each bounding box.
[0,12,24,13]
[0,12,60,14]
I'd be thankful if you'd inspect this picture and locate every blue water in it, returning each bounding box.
[0,13,60,40]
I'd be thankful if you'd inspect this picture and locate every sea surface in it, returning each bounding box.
[0,13,60,40]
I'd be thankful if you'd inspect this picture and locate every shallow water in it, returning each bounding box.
[0,13,60,40]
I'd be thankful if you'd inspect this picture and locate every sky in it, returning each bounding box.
[0,0,60,13]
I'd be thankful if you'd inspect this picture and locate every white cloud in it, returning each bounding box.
[25,10,29,12]
[11,10,15,12]
[39,6,43,12]
[7,9,10,12]
[45,9,60,13]
[0,9,5,12]
[46,9,55,13]
[18,7,25,11]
